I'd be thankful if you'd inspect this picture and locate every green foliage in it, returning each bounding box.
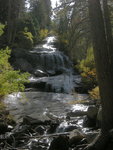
[78,47,95,72]
[16,31,33,49]
[54,0,90,63]
[0,47,29,98]
[0,23,5,36]
[0,0,51,47]
[89,86,100,100]
[39,29,48,41]
[30,0,51,29]
[77,47,97,90]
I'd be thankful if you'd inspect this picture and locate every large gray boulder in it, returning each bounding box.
[87,105,98,119]
[13,58,33,72]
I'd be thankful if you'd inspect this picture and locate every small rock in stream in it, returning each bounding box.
[87,106,98,119]
[22,116,46,125]
[49,135,69,150]
[0,123,8,134]
[69,129,85,148]
[35,125,45,135]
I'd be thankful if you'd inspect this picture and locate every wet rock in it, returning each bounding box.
[13,58,33,72]
[96,106,102,128]
[75,85,88,94]
[30,140,48,150]
[83,115,96,127]
[106,140,113,150]
[25,80,46,90]
[34,69,48,77]
[49,135,69,150]
[109,129,113,138]
[47,122,59,134]
[87,106,98,119]
[83,106,98,127]
[35,125,45,135]
[12,124,30,136]
[69,129,85,148]
[67,110,87,117]
[56,122,78,133]
[0,123,8,134]
[79,138,87,144]
[85,130,99,143]
[22,116,44,125]
[64,124,78,132]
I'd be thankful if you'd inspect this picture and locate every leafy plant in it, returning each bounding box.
[77,47,97,90]
[16,30,34,49]
[0,47,29,98]
[89,86,100,100]
[39,29,48,41]
[0,23,5,36]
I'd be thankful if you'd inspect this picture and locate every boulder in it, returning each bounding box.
[67,110,87,117]
[35,125,45,135]
[64,125,78,132]
[49,135,69,150]
[22,116,44,125]
[83,115,96,127]
[12,124,30,136]
[0,123,8,134]
[83,105,99,127]
[13,58,33,72]
[85,130,99,143]
[34,69,48,77]
[69,129,85,148]
[87,105,98,119]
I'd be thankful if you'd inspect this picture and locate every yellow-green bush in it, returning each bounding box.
[0,23,5,36]
[0,47,29,98]
[78,47,95,71]
[39,29,48,41]
[16,31,34,49]
[89,86,100,100]
[77,47,97,90]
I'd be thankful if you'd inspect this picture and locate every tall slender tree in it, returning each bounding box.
[84,0,113,149]
[7,0,26,44]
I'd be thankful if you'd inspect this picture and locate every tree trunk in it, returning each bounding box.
[7,0,21,45]
[103,0,113,65]
[7,0,12,44]
[84,0,113,149]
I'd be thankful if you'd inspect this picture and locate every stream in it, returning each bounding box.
[3,36,98,150]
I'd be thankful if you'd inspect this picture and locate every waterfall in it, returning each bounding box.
[12,36,77,93]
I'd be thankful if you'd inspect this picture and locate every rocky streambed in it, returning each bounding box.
[1,36,102,150]
[2,91,100,150]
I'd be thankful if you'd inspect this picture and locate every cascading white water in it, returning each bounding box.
[28,36,75,93]
[30,36,72,74]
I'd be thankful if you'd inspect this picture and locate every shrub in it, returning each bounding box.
[0,47,29,98]
[56,32,69,51]
[89,86,100,100]
[0,23,5,36]
[16,30,34,49]
[77,47,97,90]
[39,29,48,41]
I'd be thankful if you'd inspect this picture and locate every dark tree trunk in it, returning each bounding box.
[7,0,12,44]
[7,0,22,45]
[103,0,113,64]
[84,0,113,149]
